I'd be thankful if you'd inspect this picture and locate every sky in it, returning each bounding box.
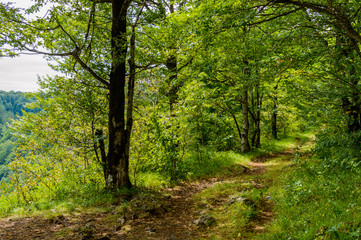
[0,0,57,92]
[0,55,56,92]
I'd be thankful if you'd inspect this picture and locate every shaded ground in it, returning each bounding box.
[0,149,295,240]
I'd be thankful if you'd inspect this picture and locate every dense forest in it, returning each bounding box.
[0,0,361,239]
[0,91,34,182]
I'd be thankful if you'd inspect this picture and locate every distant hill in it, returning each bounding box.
[0,91,35,124]
[0,91,35,182]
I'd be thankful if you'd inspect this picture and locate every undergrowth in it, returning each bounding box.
[0,134,301,219]
[259,130,361,240]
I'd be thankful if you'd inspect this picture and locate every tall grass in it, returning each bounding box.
[260,156,361,239]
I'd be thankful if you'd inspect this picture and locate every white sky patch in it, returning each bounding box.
[0,54,56,92]
[0,0,57,92]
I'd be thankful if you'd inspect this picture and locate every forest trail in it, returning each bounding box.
[0,148,296,240]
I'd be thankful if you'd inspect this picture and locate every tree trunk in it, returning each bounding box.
[232,113,243,144]
[250,84,262,148]
[271,85,278,139]
[165,3,179,114]
[241,89,251,153]
[105,0,132,189]
[254,118,261,148]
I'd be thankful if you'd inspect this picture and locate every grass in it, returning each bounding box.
[0,134,304,221]
[243,131,361,240]
[190,133,312,239]
[6,129,360,239]
[5,130,360,239]
[0,182,130,218]
[182,134,302,180]
[260,159,361,240]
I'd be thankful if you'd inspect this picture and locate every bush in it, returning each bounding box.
[314,129,361,171]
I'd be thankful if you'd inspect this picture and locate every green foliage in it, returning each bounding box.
[0,76,107,209]
[262,160,361,240]
[314,128,361,171]
[0,91,35,182]
[0,127,15,182]
[0,182,119,218]
[1,3,361,237]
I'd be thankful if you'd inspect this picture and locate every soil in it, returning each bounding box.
[0,150,294,240]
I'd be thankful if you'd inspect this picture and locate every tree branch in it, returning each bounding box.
[24,47,73,57]
[269,0,361,44]
[248,7,303,27]
[71,51,110,87]
[120,0,133,19]
[55,17,80,49]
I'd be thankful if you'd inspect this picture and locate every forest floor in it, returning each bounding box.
[0,148,297,240]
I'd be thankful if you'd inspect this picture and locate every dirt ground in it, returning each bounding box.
[0,150,294,240]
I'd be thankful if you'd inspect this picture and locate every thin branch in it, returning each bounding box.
[55,17,79,49]
[269,0,361,44]
[81,2,96,50]
[120,0,133,19]
[177,57,193,73]
[24,47,73,57]
[71,51,110,87]
[351,6,361,20]
[132,0,146,28]
[248,7,302,27]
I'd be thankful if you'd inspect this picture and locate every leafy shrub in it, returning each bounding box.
[314,129,361,171]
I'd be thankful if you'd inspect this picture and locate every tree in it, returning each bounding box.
[0,0,146,189]
[265,0,361,132]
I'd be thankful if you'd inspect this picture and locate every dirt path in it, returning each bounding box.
[0,149,295,240]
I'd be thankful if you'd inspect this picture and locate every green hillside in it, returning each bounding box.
[0,91,34,182]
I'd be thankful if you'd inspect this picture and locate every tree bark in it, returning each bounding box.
[105,0,132,189]
[241,89,251,153]
[165,3,180,114]
[271,85,278,139]
[95,129,108,181]
[250,84,262,148]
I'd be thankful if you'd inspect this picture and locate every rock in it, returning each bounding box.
[195,214,216,227]
[117,216,126,225]
[129,195,166,217]
[194,209,208,216]
[227,196,246,205]
[48,215,65,224]
[115,216,126,231]
[227,196,254,206]
[77,222,96,239]
[145,227,156,234]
